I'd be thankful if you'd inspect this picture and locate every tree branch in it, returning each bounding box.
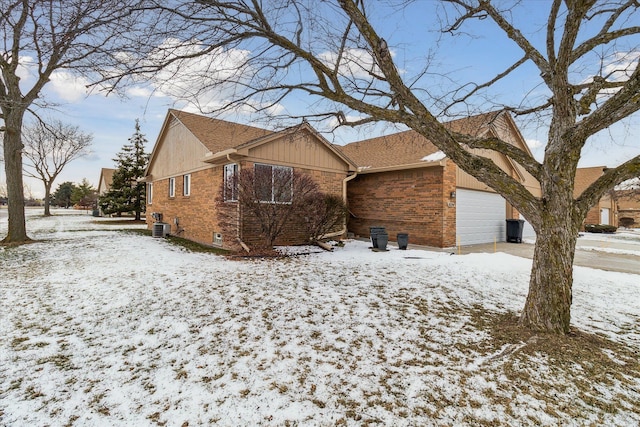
[575,155,640,216]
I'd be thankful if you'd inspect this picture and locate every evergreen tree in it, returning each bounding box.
[98,120,149,220]
[72,179,98,211]
[51,182,77,209]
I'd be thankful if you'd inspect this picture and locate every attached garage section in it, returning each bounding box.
[456,189,506,245]
[521,218,536,240]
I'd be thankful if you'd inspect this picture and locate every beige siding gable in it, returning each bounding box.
[247,128,350,173]
[456,147,515,192]
[456,113,541,197]
[147,118,211,180]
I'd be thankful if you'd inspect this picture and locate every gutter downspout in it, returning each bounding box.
[227,153,250,253]
[317,169,359,241]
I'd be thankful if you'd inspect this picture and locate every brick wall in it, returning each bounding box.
[239,165,347,248]
[347,164,457,248]
[618,209,640,227]
[146,167,234,248]
[583,206,600,227]
[147,163,348,250]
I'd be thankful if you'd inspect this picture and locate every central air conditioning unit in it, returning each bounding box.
[152,222,171,238]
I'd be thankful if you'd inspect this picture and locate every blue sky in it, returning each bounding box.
[8,1,639,198]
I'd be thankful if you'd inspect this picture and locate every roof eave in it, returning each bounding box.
[203,148,245,164]
[358,159,448,174]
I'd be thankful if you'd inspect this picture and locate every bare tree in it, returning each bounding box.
[22,120,92,216]
[0,0,151,243]
[300,193,348,244]
[130,1,640,333]
[217,167,320,250]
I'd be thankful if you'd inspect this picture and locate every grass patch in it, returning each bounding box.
[92,218,147,225]
[123,229,153,237]
[165,235,229,255]
[460,307,640,420]
[123,228,229,254]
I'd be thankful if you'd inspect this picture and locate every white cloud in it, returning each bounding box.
[123,38,285,117]
[603,51,640,82]
[49,71,90,102]
[319,47,397,80]
[126,86,153,98]
[526,138,544,150]
[16,55,36,82]
[579,50,640,98]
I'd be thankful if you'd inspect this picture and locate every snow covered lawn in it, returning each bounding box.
[1,209,639,426]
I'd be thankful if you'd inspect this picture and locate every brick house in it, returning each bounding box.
[340,111,541,247]
[574,166,618,228]
[615,187,640,228]
[142,109,356,250]
[141,109,621,250]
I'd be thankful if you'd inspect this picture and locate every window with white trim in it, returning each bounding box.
[223,164,238,201]
[254,163,292,203]
[168,177,175,198]
[183,174,191,196]
[147,183,153,205]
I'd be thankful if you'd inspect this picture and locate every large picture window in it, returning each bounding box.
[254,164,292,203]
[223,164,238,201]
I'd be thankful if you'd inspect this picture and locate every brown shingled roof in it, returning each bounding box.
[169,109,272,154]
[339,129,441,169]
[574,166,607,197]
[339,112,500,169]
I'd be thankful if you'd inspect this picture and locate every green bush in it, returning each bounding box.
[584,224,617,233]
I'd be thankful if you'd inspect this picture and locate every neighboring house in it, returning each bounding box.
[613,188,640,228]
[96,168,115,216]
[97,168,115,196]
[142,109,357,250]
[340,111,541,247]
[574,166,617,228]
[142,109,620,250]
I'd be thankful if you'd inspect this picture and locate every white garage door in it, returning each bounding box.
[456,189,506,245]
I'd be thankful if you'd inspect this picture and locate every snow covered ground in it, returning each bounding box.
[1,209,639,426]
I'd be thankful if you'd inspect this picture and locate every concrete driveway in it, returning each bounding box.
[455,232,640,275]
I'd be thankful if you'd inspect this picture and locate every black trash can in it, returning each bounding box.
[506,219,525,243]
[397,233,409,250]
[369,226,386,248]
[376,232,389,251]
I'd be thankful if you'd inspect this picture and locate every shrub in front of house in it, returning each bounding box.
[619,217,635,228]
[584,224,618,233]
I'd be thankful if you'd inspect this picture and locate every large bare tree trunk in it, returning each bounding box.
[1,112,29,244]
[521,220,579,333]
[520,151,581,333]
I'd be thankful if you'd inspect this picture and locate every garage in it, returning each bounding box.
[521,218,537,240]
[456,189,506,245]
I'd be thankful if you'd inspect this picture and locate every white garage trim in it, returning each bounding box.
[600,208,610,225]
[456,189,506,245]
